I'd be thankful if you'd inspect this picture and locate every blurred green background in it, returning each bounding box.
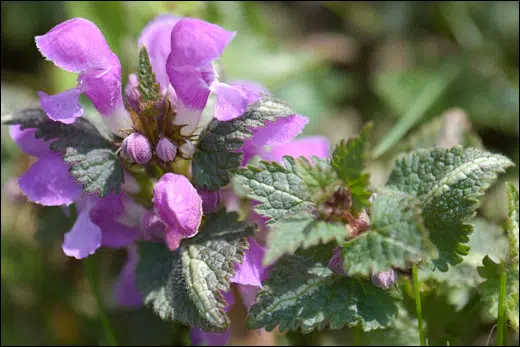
[1,1,518,345]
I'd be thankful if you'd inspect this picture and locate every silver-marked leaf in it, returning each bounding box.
[264,214,347,265]
[386,146,514,271]
[247,255,397,333]
[136,211,254,332]
[294,156,339,200]
[192,96,296,190]
[2,108,124,196]
[341,189,435,276]
[233,156,315,224]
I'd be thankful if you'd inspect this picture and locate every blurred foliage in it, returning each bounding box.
[1,1,518,345]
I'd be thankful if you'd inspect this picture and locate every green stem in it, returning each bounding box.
[497,262,507,346]
[412,264,426,346]
[353,325,362,346]
[83,256,118,346]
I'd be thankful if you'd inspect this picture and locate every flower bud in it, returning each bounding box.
[179,139,195,159]
[371,269,398,290]
[328,247,347,276]
[121,133,152,164]
[198,188,221,214]
[140,211,166,242]
[156,137,178,162]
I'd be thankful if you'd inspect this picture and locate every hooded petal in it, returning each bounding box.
[248,115,309,148]
[18,154,82,206]
[153,173,203,241]
[79,65,123,116]
[212,82,249,121]
[229,80,269,98]
[35,17,122,119]
[168,64,213,135]
[9,125,52,157]
[139,14,181,89]
[261,136,330,164]
[115,245,143,308]
[167,18,235,69]
[37,88,83,124]
[62,209,102,259]
[231,237,267,287]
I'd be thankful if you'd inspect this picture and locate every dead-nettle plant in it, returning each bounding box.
[2,14,518,346]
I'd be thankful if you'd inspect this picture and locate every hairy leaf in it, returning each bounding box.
[294,156,338,200]
[386,146,514,271]
[137,46,161,103]
[3,108,124,196]
[419,218,508,289]
[264,214,347,265]
[248,256,397,333]
[342,189,435,276]
[136,211,254,332]
[233,157,315,224]
[193,96,296,190]
[331,122,372,212]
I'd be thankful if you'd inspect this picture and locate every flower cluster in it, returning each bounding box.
[9,13,332,346]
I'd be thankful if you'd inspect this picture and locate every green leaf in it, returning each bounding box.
[138,46,162,103]
[360,304,419,346]
[341,189,435,276]
[264,214,347,265]
[419,218,509,289]
[136,211,254,332]
[386,146,514,271]
[232,157,315,224]
[2,108,124,196]
[247,255,397,333]
[294,156,338,200]
[478,256,519,331]
[331,123,372,212]
[192,96,296,190]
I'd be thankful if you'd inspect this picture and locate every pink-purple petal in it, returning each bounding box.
[231,237,266,287]
[168,18,235,68]
[79,65,123,116]
[153,173,203,239]
[139,14,181,89]
[229,80,269,98]
[115,245,143,308]
[37,88,83,124]
[18,154,82,206]
[100,220,140,248]
[212,82,250,121]
[261,136,331,163]
[238,284,261,312]
[190,327,231,346]
[62,210,102,259]
[249,115,309,148]
[9,125,52,158]
[35,18,118,72]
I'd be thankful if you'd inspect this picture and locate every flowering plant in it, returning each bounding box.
[3,13,518,347]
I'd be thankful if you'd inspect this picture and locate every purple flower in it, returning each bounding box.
[371,269,398,290]
[115,245,143,308]
[260,136,331,164]
[35,18,128,130]
[152,173,203,251]
[121,132,153,164]
[62,192,143,259]
[156,137,178,162]
[328,247,347,276]
[198,188,221,214]
[166,18,260,135]
[190,291,235,346]
[9,125,82,206]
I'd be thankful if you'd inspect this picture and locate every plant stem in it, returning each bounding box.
[496,262,507,346]
[412,264,426,346]
[353,325,362,346]
[83,256,118,346]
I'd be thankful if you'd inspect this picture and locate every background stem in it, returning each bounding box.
[413,264,426,346]
[496,262,507,346]
[83,256,118,346]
